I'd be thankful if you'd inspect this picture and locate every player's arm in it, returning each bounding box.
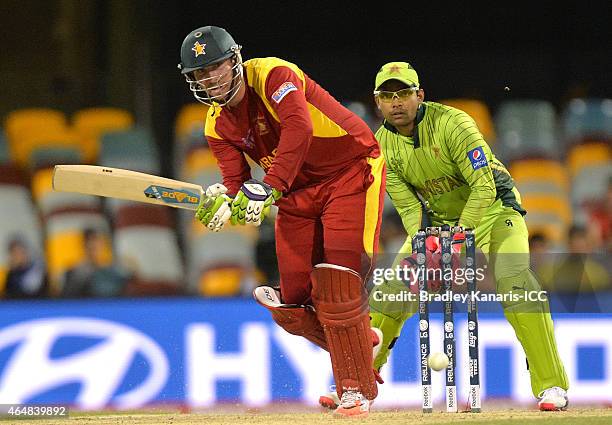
[385,164,423,254]
[445,110,496,229]
[261,66,313,193]
[229,66,310,227]
[206,135,252,196]
[197,121,252,231]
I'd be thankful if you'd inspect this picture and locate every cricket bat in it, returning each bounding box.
[52,165,204,210]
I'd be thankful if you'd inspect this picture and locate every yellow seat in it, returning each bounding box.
[510,159,570,192]
[46,230,87,284]
[72,107,134,162]
[4,108,69,164]
[4,108,68,145]
[522,195,572,226]
[0,266,6,295]
[566,142,611,178]
[31,167,54,204]
[439,98,496,143]
[175,103,209,139]
[10,127,84,169]
[46,229,113,293]
[198,267,243,296]
[527,222,568,246]
[31,167,100,216]
[183,147,218,177]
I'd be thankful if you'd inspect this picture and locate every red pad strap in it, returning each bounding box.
[253,286,327,350]
[311,263,378,400]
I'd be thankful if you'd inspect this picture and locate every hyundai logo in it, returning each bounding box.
[0,318,169,409]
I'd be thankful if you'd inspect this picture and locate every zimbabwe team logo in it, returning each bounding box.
[192,41,206,57]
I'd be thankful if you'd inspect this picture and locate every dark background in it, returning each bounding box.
[1,1,610,176]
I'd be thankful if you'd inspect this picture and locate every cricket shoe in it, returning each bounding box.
[333,389,371,418]
[538,386,568,411]
[318,327,383,410]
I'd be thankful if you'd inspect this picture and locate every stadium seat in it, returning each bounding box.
[181,146,218,179]
[29,146,83,169]
[439,98,496,144]
[571,165,611,208]
[0,130,9,165]
[494,100,558,162]
[31,166,101,218]
[180,147,259,296]
[174,103,209,140]
[0,165,44,292]
[567,141,610,178]
[525,219,568,247]
[178,145,263,296]
[177,147,222,237]
[113,204,184,294]
[506,160,572,248]
[9,127,84,170]
[4,108,68,148]
[522,195,572,227]
[173,103,210,175]
[560,98,612,147]
[522,194,572,248]
[72,107,134,162]
[44,210,112,291]
[510,159,570,194]
[186,221,258,296]
[566,141,612,206]
[198,267,245,297]
[98,127,160,174]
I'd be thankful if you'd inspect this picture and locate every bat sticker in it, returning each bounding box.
[144,186,200,205]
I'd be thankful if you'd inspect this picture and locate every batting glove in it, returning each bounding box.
[231,179,282,226]
[195,183,232,232]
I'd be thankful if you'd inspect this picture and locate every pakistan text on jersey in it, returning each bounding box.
[420,175,464,197]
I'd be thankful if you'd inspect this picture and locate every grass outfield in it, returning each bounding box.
[8,407,611,425]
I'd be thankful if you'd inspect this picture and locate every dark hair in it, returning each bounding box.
[83,227,104,244]
[528,232,547,245]
[7,236,28,252]
[568,225,586,240]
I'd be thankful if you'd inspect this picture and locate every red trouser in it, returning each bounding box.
[274,156,385,305]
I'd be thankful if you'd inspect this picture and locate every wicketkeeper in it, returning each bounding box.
[323,62,569,411]
[178,26,386,417]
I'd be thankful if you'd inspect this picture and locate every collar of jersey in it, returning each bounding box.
[382,103,426,147]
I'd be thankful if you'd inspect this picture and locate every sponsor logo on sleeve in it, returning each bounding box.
[467,147,488,170]
[271,82,297,104]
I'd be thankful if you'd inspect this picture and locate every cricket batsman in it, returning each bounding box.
[178,26,386,417]
[366,62,569,411]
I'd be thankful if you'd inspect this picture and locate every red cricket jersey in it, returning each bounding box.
[204,57,380,195]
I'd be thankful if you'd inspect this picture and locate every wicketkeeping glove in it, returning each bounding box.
[231,179,282,226]
[195,183,232,232]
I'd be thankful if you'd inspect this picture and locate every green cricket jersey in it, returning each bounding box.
[378,101,525,239]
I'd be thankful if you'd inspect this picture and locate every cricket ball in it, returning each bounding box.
[428,352,450,371]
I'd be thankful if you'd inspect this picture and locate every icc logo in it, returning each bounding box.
[0,318,169,409]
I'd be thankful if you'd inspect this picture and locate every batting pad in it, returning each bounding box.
[311,263,378,400]
[253,286,328,349]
